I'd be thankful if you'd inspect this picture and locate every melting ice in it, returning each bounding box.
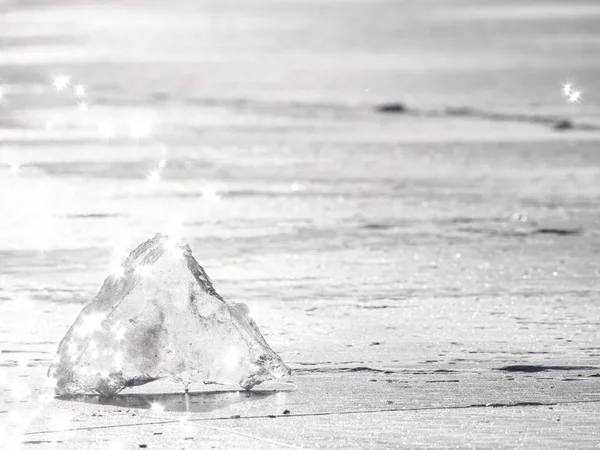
[49,234,290,396]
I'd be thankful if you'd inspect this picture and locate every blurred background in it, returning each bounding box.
[1,0,600,387]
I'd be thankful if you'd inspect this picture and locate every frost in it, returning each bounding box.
[48,234,290,396]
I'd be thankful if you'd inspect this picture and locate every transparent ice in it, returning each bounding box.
[48,234,290,396]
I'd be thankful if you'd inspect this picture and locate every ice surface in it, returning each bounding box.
[48,234,290,396]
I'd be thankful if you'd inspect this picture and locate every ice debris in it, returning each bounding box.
[48,234,290,396]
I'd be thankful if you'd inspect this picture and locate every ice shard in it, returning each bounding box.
[49,234,290,396]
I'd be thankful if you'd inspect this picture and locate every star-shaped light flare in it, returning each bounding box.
[568,90,582,104]
[74,84,86,98]
[561,81,583,104]
[52,75,71,92]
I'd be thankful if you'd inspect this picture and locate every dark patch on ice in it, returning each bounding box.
[347,366,394,374]
[497,365,596,373]
[361,221,417,232]
[444,106,473,116]
[363,223,395,230]
[373,103,600,131]
[1,349,48,354]
[533,227,582,236]
[482,401,553,408]
[376,103,407,113]
[449,217,476,224]
[385,379,409,385]
[22,440,63,445]
[152,92,170,102]
[425,380,459,383]
[297,366,395,374]
[296,361,331,366]
[489,226,583,239]
[359,305,401,310]
[554,119,573,130]
[441,107,582,131]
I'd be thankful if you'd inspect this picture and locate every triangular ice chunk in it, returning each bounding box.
[49,234,290,396]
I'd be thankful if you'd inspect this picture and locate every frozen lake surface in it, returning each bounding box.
[1,0,600,447]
